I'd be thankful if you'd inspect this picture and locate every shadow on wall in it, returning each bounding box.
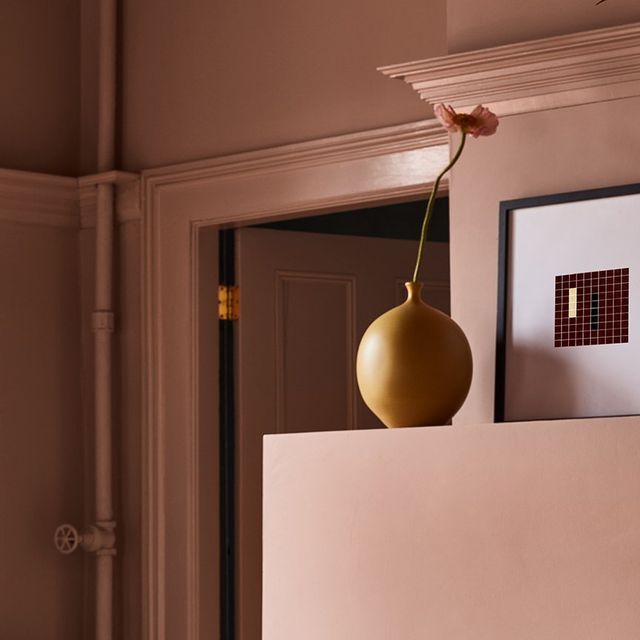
[504,344,577,422]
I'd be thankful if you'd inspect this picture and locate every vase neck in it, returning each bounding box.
[404,281,424,303]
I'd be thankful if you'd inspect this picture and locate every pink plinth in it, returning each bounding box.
[263,418,640,639]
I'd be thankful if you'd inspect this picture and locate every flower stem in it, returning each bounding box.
[411,131,467,283]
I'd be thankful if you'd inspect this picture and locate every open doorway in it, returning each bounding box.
[221,197,450,640]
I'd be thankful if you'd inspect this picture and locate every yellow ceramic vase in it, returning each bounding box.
[356,281,472,428]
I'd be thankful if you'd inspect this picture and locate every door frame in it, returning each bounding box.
[140,119,448,640]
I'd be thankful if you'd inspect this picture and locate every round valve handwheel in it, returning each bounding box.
[54,524,80,554]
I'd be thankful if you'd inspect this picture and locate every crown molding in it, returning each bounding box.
[379,21,640,116]
[0,169,79,228]
[0,169,142,229]
[143,119,448,183]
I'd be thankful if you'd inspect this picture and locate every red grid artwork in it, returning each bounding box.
[554,268,629,347]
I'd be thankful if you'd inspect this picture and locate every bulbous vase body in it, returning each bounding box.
[356,282,472,428]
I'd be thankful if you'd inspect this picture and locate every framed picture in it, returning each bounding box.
[495,183,640,422]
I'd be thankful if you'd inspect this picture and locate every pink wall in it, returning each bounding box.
[1,0,80,175]
[449,97,640,425]
[264,418,640,639]
[120,0,446,170]
[0,220,84,638]
[447,0,640,52]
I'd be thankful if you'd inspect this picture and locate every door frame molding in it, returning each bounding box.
[140,119,447,640]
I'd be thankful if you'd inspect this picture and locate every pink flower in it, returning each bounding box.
[433,104,460,133]
[434,103,499,138]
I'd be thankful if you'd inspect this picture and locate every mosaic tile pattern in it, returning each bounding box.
[555,268,629,347]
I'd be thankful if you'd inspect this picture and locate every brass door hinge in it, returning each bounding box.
[218,285,239,320]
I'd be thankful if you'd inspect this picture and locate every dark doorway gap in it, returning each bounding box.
[253,197,449,242]
[219,229,236,640]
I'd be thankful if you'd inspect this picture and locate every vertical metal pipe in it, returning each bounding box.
[94,0,117,638]
[97,0,117,172]
[95,183,114,525]
[96,551,115,640]
[93,183,115,640]
[55,2,118,637]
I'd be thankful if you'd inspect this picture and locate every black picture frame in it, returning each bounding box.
[495,182,640,423]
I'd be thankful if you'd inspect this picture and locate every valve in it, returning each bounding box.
[54,522,116,555]
[54,524,81,554]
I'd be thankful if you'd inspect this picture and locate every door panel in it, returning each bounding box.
[276,273,356,432]
[235,227,449,640]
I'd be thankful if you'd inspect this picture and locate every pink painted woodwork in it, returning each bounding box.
[380,22,640,118]
[264,418,640,639]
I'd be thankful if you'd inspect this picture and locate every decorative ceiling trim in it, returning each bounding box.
[0,169,142,229]
[143,119,448,183]
[0,169,79,228]
[379,21,640,116]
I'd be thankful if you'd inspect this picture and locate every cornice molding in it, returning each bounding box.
[379,21,640,116]
[0,169,79,228]
[143,119,448,183]
[0,169,142,229]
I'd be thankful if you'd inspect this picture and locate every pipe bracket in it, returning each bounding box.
[92,310,115,332]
